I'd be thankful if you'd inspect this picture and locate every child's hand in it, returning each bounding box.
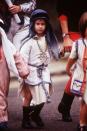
[9,5,21,14]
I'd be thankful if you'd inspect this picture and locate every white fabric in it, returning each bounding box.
[0,19,4,24]
[30,83,50,105]
[20,0,36,13]
[0,27,19,77]
[13,25,29,51]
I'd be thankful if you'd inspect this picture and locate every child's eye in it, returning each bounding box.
[36,23,40,25]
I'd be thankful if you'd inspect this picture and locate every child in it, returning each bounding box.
[66,12,87,131]
[57,0,87,123]
[20,9,62,129]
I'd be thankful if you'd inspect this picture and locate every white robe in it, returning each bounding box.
[20,36,53,105]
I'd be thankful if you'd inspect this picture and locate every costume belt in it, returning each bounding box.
[28,63,51,103]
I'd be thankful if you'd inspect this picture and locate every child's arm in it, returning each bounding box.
[66,41,78,76]
[58,15,73,52]
[14,51,29,79]
[9,0,36,14]
[66,58,76,76]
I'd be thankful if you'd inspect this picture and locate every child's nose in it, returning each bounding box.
[39,24,42,27]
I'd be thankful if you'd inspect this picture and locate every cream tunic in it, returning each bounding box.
[20,36,52,105]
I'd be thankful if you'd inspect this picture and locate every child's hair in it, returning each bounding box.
[24,9,61,60]
[79,12,87,38]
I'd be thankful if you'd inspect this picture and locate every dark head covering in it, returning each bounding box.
[30,9,49,22]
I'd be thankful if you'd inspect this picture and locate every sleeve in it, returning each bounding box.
[69,42,77,59]
[20,40,32,64]
[20,0,36,13]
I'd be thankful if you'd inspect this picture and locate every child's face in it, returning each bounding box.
[34,19,46,36]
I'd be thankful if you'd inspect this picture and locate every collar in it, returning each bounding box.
[33,35,45,40]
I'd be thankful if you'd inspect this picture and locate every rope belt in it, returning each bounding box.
[28,63,51,103]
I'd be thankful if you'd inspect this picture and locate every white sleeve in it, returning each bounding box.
[69,42,77,59]
[20,40,32,64]
[20,0,36,13]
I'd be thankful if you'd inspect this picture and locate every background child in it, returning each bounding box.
[20,9,62,129]
[57,0,87,122]
[66,12,87,131]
